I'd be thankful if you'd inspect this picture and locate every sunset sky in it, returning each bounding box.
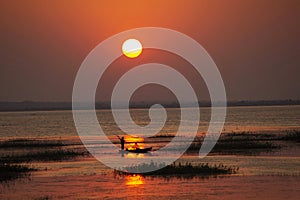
[0,0,299,102]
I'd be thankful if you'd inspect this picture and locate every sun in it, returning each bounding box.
[122,39,143,58]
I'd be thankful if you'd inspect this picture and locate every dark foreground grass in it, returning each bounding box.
[0,163,36,183]
[1,149,86,163]
[114,162,238,177]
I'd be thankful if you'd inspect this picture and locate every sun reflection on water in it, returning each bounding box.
[125,136,144,143]
[125,175,145,187]
[125,153,145,158]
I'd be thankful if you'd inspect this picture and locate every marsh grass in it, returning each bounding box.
[187,132,280,154]
[0,140,86,184]
[222,130,300,141]
[114,162,238,177]
[0,139,66,148]
[0,163,36,183]
[280,130,300,142]
[149,134,175,138]
[34,196,52,200]
[1,149,86,163]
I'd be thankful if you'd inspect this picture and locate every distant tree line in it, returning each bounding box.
[0,99,299,111]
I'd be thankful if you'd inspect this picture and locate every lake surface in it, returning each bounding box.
[0,105,299,199]
[0,105,299,138]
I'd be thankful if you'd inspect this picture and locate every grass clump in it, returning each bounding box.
[34,196,52,200]
[187,132,279,155]
[1,149,85,163]
[0,163,36,182]
[280,130,300,142]
[114,161,238,177]
[213,140,276,151]
[149,134,175,138]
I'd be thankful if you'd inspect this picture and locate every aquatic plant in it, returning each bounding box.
[0,163,36,183]
[187,132,279,154]
[114,161,238,176]
[1,149,86,163]
[280,130,300,142]
[34,195,52,200]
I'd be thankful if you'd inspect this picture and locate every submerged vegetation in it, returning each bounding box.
[114,162,238,177]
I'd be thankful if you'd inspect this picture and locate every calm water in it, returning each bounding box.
[0,155,299,199]
[0,105,299,138]
[0,105,299,199]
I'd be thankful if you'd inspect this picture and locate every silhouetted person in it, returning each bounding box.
[133,142,139,149]
[119,136,125,150]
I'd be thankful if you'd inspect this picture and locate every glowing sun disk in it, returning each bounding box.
[122,39,143,58]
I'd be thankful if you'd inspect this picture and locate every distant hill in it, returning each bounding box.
[0,100,299,112]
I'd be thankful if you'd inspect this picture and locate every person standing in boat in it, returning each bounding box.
[118,136,125,150]
[133,142,139,149]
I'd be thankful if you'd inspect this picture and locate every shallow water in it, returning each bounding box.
[1,175,300,200]
[0,155,299,199]
[0,105,299,199]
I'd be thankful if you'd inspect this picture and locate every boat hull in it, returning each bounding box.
[125,147,152,153]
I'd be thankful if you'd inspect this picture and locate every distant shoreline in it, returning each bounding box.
[0,100,299,112]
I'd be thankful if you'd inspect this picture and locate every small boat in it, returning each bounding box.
[125,147,152,153]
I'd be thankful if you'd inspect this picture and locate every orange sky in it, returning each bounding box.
[0,0,299,101]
